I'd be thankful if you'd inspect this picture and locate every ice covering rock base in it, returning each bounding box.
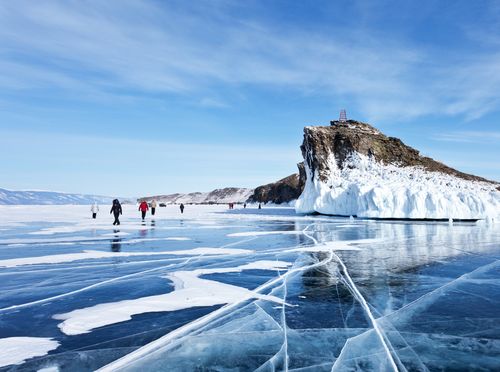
[296,152,500,220]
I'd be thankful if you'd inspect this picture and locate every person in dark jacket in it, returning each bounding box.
[180,203,185,214]
[110,199,122,225]
[139,201,149,221]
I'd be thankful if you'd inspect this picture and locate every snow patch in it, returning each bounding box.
[54,260,291,335]
[0,248,252,268]
[38,367,60,372]
[0,337,59,367]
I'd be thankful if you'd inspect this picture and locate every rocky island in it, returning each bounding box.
[294,119,500,220]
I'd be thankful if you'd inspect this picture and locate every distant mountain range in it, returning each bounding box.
[139,187,254,204]
[0,188,116,205]
[0,186,256,206]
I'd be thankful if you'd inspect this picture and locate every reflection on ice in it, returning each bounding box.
[296,220,500,274]
[0,205,498,371]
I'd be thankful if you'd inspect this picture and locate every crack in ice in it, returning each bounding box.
[97,237,335,371]
[301,223,399,372]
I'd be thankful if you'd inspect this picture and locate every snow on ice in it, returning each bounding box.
[0,247,252,268]
[0,337,59,367]
[53,260,291,336]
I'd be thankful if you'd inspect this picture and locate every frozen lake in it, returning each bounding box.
[0,205,499,371]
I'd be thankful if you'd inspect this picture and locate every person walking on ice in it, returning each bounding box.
[180,203,185,214]
[110,199,122,225]
[91,202,99,219]
[151,199,157,216]
[139,200,149,221]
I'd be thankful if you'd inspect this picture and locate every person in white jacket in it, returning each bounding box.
[91,202,99,219]
[151,199,158,216]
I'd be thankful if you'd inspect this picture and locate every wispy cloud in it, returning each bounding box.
[433,131,500,143]
[0,0,499,121]
[198,97,229,109]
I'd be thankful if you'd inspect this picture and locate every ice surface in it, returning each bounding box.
[286,238,382,252]
[227,230,305,237]
[296,152,500,220]
[0,205,499,371]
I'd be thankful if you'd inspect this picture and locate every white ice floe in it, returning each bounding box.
[296,152,500,220]
[287,238,382,253]
[54,260,291,335]
[0,248,252,268]
[0,337,59,367]
[227,230,304,237]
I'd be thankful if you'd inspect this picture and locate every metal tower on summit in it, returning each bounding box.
[339,109,347,122]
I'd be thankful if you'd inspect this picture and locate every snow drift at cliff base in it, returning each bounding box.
[295,152,500,220]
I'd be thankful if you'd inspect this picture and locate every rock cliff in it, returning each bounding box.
[302,120,494,184]
[248,163,306,204]
[296,120,500,219]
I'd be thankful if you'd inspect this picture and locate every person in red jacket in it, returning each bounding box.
[139,201,149,221]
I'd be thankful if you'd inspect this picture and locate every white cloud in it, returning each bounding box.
[0,0,499,121]
[199,97,229,109]
[433,131,500,143]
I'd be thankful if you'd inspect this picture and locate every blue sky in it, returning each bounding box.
[0,0,499,197]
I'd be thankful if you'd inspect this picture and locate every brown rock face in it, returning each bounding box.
[248,163,306,204]
[302,120,497,184]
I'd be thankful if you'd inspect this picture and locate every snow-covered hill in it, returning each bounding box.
[140,187,253,204]
[0,188,114,205]
[295,120,500,220]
